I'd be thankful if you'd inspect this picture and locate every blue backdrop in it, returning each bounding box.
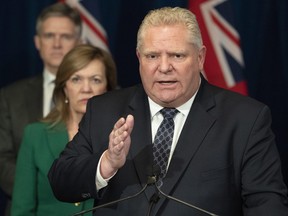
[1,0,288,214]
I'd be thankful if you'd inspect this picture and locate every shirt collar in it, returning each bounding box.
[148,94,196,119]
[43,68,56,86]
[148,91,199,120]
[148,77,201,118]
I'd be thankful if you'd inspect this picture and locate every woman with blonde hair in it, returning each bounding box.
[11,44,117,216]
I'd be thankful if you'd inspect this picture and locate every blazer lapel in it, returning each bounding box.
[125,85,155,200]
[46,124,69,159]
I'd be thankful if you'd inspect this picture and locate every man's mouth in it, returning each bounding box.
[158,81,176,84]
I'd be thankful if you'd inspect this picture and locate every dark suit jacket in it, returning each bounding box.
[0,75,43,196]
[49,79,288,216]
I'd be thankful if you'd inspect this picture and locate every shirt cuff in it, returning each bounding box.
[95,151,117,191]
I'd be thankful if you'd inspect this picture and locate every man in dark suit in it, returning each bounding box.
[0,3,82,215]
[48,7,288,215]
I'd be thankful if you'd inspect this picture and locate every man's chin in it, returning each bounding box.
[153,95,179,107]
[49,60,63,68]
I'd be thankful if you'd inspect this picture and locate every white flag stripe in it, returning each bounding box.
[201,0,244,87]
[65,0,109,51]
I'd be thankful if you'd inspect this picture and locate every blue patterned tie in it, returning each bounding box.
[153,108,178,185]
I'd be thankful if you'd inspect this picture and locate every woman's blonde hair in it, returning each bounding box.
[43,44,117,127]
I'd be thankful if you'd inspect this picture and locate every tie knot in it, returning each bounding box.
[160,108,178,119]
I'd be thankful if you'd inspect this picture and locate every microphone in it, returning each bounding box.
[152,166,219,216]
[146,192,160,216]
[71,175,157,216]
[71,166,218,216]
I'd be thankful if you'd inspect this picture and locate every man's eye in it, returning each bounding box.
[42,33,54,39]
[174,54,184,58]
[62,34,75,40]
[146,54,157,59]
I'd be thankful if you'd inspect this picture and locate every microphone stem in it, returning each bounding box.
[146,201,154,216]
[146,192,160,216]
[72,184,148,216]
[156,185,219,216]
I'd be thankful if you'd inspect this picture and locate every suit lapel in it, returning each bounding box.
[154,79,218,211]
[124,81,219,208]
[26,75,43,120]
[46,124,69,159]
[125,86,155,200]
[13,75,43,150]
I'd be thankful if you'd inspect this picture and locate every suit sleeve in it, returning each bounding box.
[11,125,37,216]
[48,99,104,203]
[241,105,288,215]
[0,88,16,196]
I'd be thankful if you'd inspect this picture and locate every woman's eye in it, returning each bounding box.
[71,77,80,83]
[93,78,101,83]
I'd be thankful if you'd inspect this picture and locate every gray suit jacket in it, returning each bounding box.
[49,78,288,216]
[0,74,43,196]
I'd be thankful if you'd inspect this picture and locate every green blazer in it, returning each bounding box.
[11,122,93,216]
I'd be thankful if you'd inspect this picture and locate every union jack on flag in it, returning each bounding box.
[61,0,109,51]
[189,0,247,95]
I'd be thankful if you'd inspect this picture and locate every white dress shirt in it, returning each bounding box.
[96,86,199,190]
[43,69,56,117]
[148,96,195,168]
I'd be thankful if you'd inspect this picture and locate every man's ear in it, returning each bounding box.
[136,49,141,60]
[34,35,40,51]
[198,46,206,71]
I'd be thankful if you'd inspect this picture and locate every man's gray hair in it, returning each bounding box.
[36,2,82,38]
[137,7,203,51]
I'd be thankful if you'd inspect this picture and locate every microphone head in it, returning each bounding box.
[147,175,157,185]
[146,165,161,185]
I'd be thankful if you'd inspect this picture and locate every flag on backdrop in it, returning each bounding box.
[189,0,247,95]
[62,0,109,51]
